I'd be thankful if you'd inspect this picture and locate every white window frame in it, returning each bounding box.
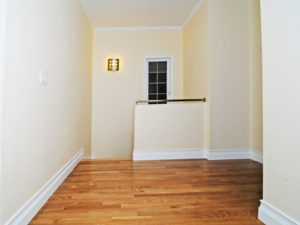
[144,56,174,100]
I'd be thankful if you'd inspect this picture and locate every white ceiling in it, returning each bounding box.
[80,0,203,28]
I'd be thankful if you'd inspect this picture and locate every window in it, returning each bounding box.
[145,56,173,102]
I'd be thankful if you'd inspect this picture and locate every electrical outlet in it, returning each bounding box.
[39,71,47,85]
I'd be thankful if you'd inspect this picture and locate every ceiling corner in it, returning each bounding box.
[80,0,95,28]
[183,0,206,28]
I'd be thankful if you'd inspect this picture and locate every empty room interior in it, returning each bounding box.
[0,0,299,224]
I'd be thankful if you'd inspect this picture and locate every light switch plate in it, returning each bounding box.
[39,71,47,85]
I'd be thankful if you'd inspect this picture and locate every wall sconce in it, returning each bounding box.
[107,58,120,71]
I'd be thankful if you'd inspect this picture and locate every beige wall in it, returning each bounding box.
[249,0,263,153]
[183,0,209,99]
[92,30,183,158]
[183,0,262,152]
[134,103,206,151]
[208,0,250,150]
[92,0,263,158]
[183,1,210,149]
[1,0,93,223]
[261,0,300,222]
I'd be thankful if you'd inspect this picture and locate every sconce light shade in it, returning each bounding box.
[107,58,120,71]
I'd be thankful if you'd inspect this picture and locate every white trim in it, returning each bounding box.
[208,149,251,160]
[4,149,84,225]
[250,150,263,164]
[81,155,99,159]
[258,200,300,225]
[133,149,207,161]
[0,0,7,222]
[85,0,206,30]
[82,0,206,30]
[144,56,174,100]
[133,149,263,162]
[183,0,205,27]
[94,26,182,32]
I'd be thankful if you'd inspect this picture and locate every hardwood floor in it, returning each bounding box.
[30,159,263,225]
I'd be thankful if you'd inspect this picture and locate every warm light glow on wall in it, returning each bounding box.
[107,58,120,71]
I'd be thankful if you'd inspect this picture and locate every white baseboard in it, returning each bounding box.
[133,149,263,163]
[250,150,263,163]
[5,149,84,225]
[258,200,300,225]
[82,155,93,159]
[82,155,113,159]
[207,149,250,160]
[133,149,207,161]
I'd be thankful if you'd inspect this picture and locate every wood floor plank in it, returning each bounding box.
[30,159,263,224]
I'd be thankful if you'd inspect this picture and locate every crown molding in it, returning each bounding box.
[79,0,94,28]
[183,0,206,27]
[82,0,205,30]
[94,26,183,32]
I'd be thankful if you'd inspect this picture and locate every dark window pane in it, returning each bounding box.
[148,60,168,104]
[158,62,167,72]
[149,84,157,93]
[149,94,157,100]
[158,94,167,100]
[149,73,157,83]
[158,84,166,93]
[149,62,157,73]
[158,73,167,82]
